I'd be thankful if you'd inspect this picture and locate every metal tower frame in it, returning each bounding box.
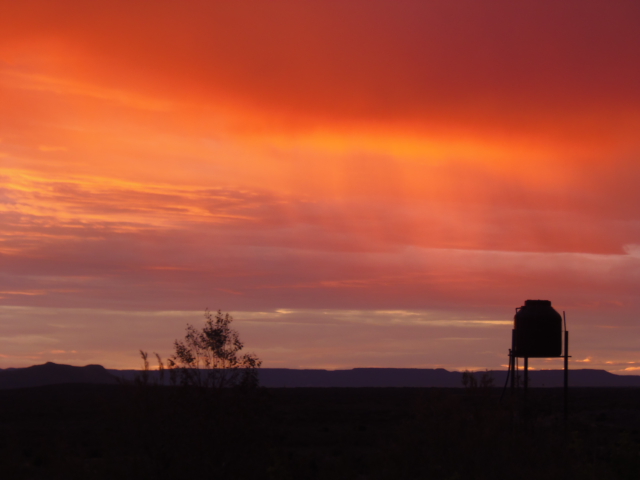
[508,311,570,420]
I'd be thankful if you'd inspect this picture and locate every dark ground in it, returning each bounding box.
[0,384,639,479]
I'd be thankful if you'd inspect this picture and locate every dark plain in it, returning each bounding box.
[0,383,639,479]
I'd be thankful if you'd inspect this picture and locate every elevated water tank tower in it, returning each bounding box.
[508,299,569,419]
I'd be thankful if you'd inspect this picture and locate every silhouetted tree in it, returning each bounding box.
[167,309,262,389]
[135,310,268,478]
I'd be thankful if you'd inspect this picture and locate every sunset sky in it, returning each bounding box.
[2,1,640,373]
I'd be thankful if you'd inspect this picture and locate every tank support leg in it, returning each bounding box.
[564,330,569,421]
[510,330,516,393]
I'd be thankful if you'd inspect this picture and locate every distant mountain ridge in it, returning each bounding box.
[2,363,640,389]
[0,362,118,389]
[261,368,640,388]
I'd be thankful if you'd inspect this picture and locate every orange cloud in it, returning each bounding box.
[2,1,640,160]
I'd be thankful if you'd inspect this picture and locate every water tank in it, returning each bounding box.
[513,300,562,357]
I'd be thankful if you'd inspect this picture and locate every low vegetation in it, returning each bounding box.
[138,309,262,390]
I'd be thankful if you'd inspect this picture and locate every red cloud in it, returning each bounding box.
[2,1,639,155]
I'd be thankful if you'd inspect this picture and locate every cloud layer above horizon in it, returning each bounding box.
[1,1,640,372]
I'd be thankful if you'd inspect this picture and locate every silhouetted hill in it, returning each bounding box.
[4,363,638,389]
[108,367,640,388]
[525,368,640,387]
[257,368,640,387]
[0,362,119,389]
